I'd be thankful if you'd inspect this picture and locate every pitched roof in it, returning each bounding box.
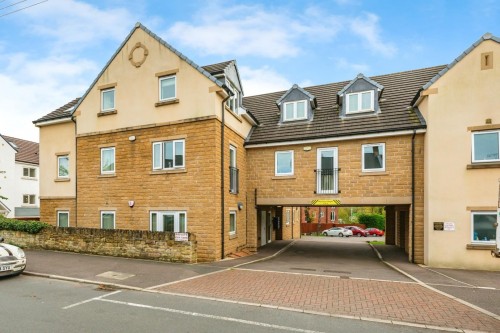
[1,135,39,165]
[202,60,234,75]
[422,33,500,90]
[276,84,316,106]
[337,73,384,96]
[243,65,446,146]
[33,98,80,124]
[71,22,226,115]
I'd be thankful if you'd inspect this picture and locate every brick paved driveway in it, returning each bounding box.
[155,239,500,332]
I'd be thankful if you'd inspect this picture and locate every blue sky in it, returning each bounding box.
[1,0,499,141]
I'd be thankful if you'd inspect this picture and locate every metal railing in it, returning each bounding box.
[315,168,339,194]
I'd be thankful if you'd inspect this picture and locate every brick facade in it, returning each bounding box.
[39,198,76,226]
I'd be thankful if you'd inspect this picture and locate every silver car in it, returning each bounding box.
[0,237,26,277]
[322,227,353,237]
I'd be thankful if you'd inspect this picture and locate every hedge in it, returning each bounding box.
[357,213,385,230]
[0,217,50,234]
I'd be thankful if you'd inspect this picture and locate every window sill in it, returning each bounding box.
[225,106,242,122]
[21,177,38,181]
[359,171,387,176]
[155,99,179,107]
[150,169,187,175]
[466,243,496,250]
[229,191,239,195]
[272,175,296,180]
[98,174,116,178]
[467,162,500,169]
[229,233,237,240]
[54,178,70,182]
[97,110,117,117]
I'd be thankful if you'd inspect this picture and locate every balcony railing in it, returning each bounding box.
[229,167,239,194]
[315,168,339,194]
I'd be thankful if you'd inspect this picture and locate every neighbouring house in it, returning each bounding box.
[33,23,499,269]
[301,207,338,224]
[0,135,39,219]
[415,33,500,270]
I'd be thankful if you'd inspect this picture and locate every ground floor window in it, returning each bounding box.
[101,211,115,229]
[150,211,186,232]
[471,212,496,243]
[229,211,237,235]
[57,211,69,227]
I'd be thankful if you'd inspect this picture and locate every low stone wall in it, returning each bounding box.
[1,227,197,263]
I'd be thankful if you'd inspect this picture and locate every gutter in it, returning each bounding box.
[220,87,232,260]
[72,115,78,227]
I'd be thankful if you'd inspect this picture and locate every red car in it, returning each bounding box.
[365,228,385,237]
[344,226,367,237]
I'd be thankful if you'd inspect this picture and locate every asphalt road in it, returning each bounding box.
[0,275,442,333]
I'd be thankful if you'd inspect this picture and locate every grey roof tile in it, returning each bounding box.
[33,98,80,124]
[243,65,446,146]
[1,135,39,165]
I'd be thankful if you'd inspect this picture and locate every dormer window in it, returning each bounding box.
[346,91,374,114]
[226,81,239,114]
[283,100,307,121]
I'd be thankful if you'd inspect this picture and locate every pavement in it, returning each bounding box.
[21,238,500,333]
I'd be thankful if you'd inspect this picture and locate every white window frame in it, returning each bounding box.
[101,211,115,229]
[283,100,307,121]
[23,167,36,178]
[346,90,374,114]
[226,81,239,114]
[275,150,294,176]
[22,194,36,205]
[159,76,177,101]
[58,155,69,179]
[362,143,386,172]
[471,130,500,163]
[101,88,115,112]
[57,211,70,228]
[152,139,185,170]
[101,147,116,174]
[150,211,187,233]
[471,211,496,244]
[229,210,237,235]
[316,147,338,194]
[330,210,336,222]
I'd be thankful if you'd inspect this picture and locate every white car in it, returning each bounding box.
[322,227,353,237]
[0,237,26,277]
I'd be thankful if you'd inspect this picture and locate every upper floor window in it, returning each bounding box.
[150,211,187,233]
[58,155,69,178]
[23,194,36,205]
[362,143,385,172]
[101,211,115,229]
[471,212,496,243]
[229,145,238,194]
[159,76,176,101]
[226,81,239,114]
[101,147,115,174]
[23,167,36,178]
[472,130,499,163]
[275,150,294,176]
[283,100,307,121]
[346,91,374,114]
[101,88,115,112]
[153,139,185,170]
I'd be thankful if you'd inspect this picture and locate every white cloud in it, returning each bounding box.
[334,58,370,75]
[239,66,292,96]
[164,3,342,59]
[21,0,133,50]
[350,13,397,57]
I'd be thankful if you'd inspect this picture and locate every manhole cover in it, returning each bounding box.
[96,271,135,280]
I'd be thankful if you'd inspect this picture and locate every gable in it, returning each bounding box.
[73,23,229,136]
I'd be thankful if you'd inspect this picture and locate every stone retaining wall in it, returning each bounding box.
[1,227,197,263]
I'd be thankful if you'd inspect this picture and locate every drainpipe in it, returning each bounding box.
[220,87,232,260]
[411,129,416,263]
[71,115,78,227]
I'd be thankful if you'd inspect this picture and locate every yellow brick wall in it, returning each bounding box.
[40,198,76,226]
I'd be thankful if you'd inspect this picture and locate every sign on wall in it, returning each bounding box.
[311,199,341,206]
[175,233,189,242]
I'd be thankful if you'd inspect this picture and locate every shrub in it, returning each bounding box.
[357,213,385,230]
[0,217,50,234]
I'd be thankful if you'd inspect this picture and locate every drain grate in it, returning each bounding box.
[290,267,317,272]
[324,270,352,275]
[96,271,135,280]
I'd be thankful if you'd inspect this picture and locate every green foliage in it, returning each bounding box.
[304,207,313,223]
[357,213,385,230]
[0,216,50,234]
